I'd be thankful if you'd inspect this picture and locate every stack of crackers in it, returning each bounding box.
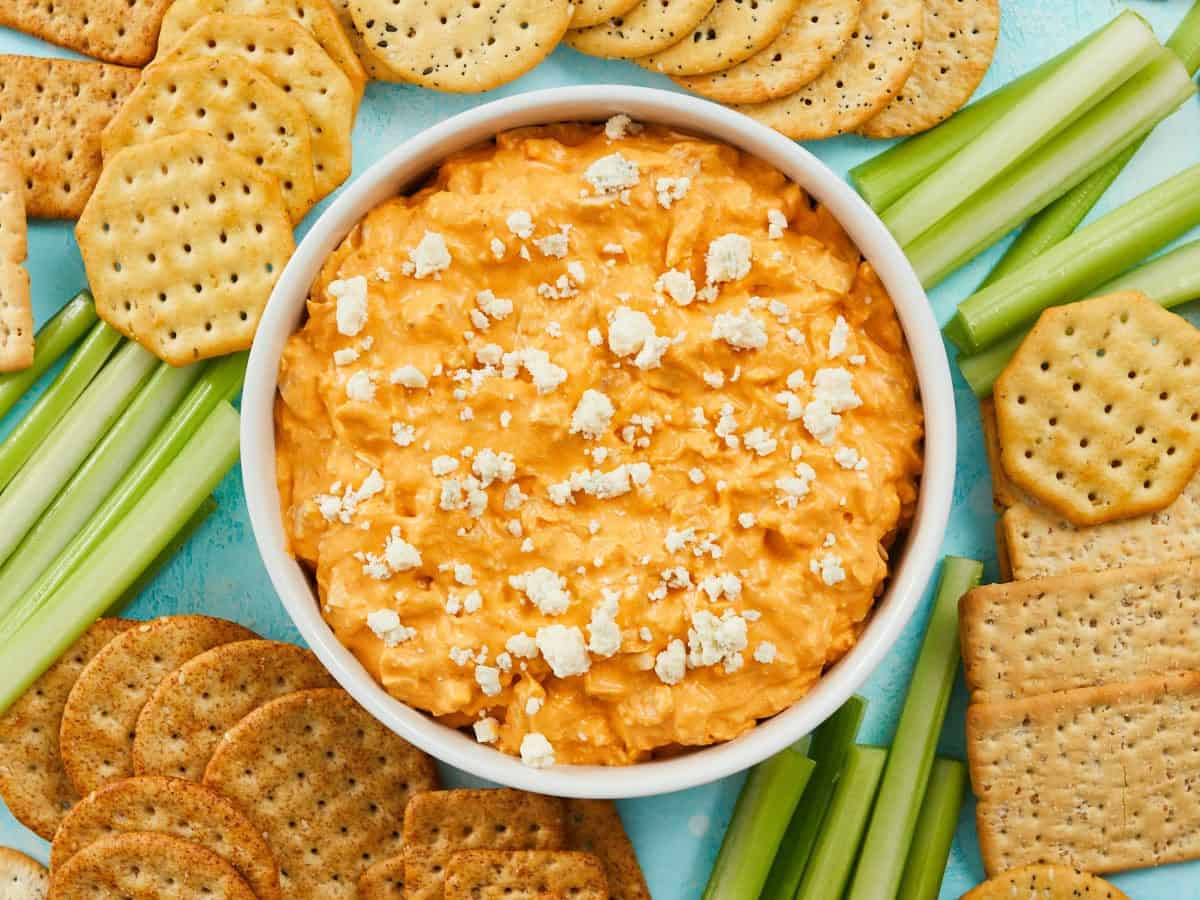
[0,614,650,898]
[0,154,32,372]
[962,292,1200,878]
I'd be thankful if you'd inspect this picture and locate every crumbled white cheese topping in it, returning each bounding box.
[475,289,514,324]
[520,732,555,768]
[570,389,615,440]
[655,176,691,209]
[767,209,788,239]
[506,210,534,239]
[366,609,416,646]
[330,276,368,336]
[404,231,451,279]
[584,153,640,196]
[475,664,502,696]
[811,552,846,586]
[607,306,670,370]
[587,589,622,658]
[604,114,642,140]
[687,609,748,674]
[345,370,377,402]
[474,717,500,743]
[654,639,686,685]
[705,234,752,285]
[655,268,697,306]
[738,512,756,528]
[389,365,428,388]
[535,624,590,677]
[712,309,767,351]
[828,315,850,358]
[755,642,777,664]
[472,448,517,487]
[509,568,571,615]
[533,225,571,259]
[776,462,817,509]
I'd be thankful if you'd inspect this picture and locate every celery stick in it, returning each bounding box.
[844,557,983,900]
[702,746,816,900]
[1166,0,1200,75]
[0,293,97,421]
[0,321,121,492]
[794,745,887,900]
[952,163,1200,352]
[0,402,240,715]
[957,331,1026,399]
[882,11,1160,248]
[907,51,1195,287]
[0,361,203,610]
[897,757,968,900]
[0,352,245,641]
[760,695,868,900]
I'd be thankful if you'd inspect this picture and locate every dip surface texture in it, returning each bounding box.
[274,122,923,766]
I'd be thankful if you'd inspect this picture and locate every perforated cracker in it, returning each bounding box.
[47,832,257,899]
[564,799,650,900]
[962,864,1128,900]
[967,672,1200,876]
[76,132,295,366]
[0,619,132,841]
[996,292,1200,526]
[572,0,644,29]
[0,846,48,899]
[637,0,801,76]
[0,262,32,373]
[860,0,1000,138]
[58,615,255,797]
[358,855,407,899]
[349,0,572,93]
[0,156,26,264]
[202,688,438,898]
[0,56,140,219]
[0,0,170,66]
[329,0,404,81]
[566,0,718,59]
[102,57,318,224]
[444,851,610,899]
[156,14,359,197]
[403,789,567,900]
[50,776,280,900]
[675,0,862,104]
[736,0,923,140]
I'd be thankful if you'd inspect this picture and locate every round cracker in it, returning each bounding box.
[571,0,644,30]
[357,854,406,899]
[46,832,257,900]
[50,776,280,900]
[859,0,1000,138]
[963,864,1128,900]
[0,847,48,900]
[637,0,802,77]
[348,0,573,93]
[133,639,336,781]
[565,0,718,59]
[736,0,923,140]
[674,0,861,104]
[328,0,407,81]
[57,616,256,798]
[0,620,132,841]
[203,688,438,898]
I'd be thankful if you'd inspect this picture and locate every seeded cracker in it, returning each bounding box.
[358,855,407,899]
[638,0,801,77]
[0,0,170,66]
[58,616,256,797]
[0,847,48,899]
[50,776,280,900]
[736,0,923,140]
[564,799,650,900]
[0,619,132,841]
[444,851,610,899]
[860,0,1000,138]
[0,56,140,220]
[566,0,718,59]
[47,832,257,899]
[963,864,1128,900]
[0,156,32,372]
[349,0,573,93]
[572,0,645,30]
[675,0,862,104]
[328,0,405,81]
[203,688,438,898]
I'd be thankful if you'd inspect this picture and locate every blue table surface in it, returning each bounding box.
[3,2,1199,896]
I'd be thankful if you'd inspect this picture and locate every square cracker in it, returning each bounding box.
[564,799,650,900]
[0,0,171,66]
[0,155,27,263]
[444,851,609,900]
[0,55,141,219]
[960,558,1200,703]
[403,789,566,900]
[967,672,1200,876]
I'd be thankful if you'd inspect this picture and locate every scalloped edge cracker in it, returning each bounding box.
[0,0,170,66]
[963,864,1128,900]
[637,0,801,77]
[572,0,644,30]
[565,0,718,59]
[0,846,48,898]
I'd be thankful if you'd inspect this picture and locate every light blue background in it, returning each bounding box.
[2,2,1199,896]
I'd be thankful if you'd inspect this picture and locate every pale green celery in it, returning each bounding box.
[882,11,1160,247]
[794,746,887,900]
[897,758,969,900]
[1166,0,1200,74]
[702,745,816,900]
[0,342,157,570]
[952,164,1200,352]
[0,361,203,610]
[0,293,97,421]
[0,321,121,492]
[0,402,240,714]
[908,51,1195,287]
[845,557,983,900]
[0,352,245,641]
[107,497,218,616]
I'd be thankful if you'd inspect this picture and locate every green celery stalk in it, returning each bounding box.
[882,11,1160,248]
[702,745,816,900]
[0,352,245,641]
[794,745,887,900]
[0,361,203,612]
[959,239,1200,397]
[907,50,1196,287]
[0,342,158,570]
[897,757,968,900]
[1166,0,1200,74]
[0,321,121,492]
[951,163,1200,352]
[0,402,241,714]
[845,557,983,900]
[760,695,869,900]
[0,293,97,421]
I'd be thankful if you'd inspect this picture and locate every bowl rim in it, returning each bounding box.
[241,84,955,799]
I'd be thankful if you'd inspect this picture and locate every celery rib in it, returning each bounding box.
[0,293,98,422]
[897,757,968,900]
[1166,0,1200,74]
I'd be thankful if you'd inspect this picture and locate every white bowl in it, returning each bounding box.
[241,85,954,799]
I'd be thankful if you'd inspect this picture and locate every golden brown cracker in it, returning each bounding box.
[0,846,48,899]
[962,864,1128,899]
[0,619,132,841]
[444,851,610,900]
[0,156,26,263]
[0,0,170,66]
[980,397,1025,510]
[58,615,256,797]
[566,0,718,59]
[329,0,404,81]
[203,688,438,898]
[0,56,140,219]
[76,131,296,366]
[637,0,801,77]
[0,262,32,373]
[564,799,649,900]
[358,855,407,899]
[995,292,1200,526]
[572,0,644,29]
